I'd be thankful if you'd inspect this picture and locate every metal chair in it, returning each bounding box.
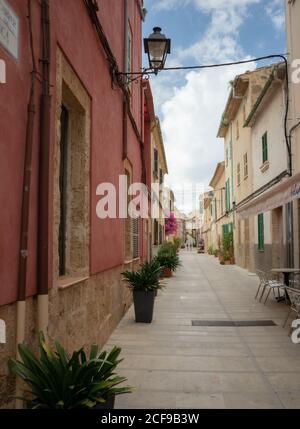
[288,272,300,289]
[283,286,300,328]
[255,270,285,304]
[255,270,268,300]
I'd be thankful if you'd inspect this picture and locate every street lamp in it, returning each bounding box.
[117,27,171,85]
[144,27,171,75]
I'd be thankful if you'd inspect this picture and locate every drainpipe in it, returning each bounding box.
[15,0,37,408]
[230,123,235,228]
[122,0,128,160]
[37,0,51,335]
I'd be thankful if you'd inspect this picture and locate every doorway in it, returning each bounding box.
[272,207,283,268]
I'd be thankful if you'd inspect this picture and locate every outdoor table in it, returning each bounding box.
[271,268,300,286]
[271,268,300,302]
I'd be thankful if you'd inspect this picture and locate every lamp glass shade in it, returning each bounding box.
[144,27,171,71]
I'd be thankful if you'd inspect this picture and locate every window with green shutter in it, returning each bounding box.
[258,213,264,251]
[225,179,230,211]
[262,132,268,163]
[223,224,229,237]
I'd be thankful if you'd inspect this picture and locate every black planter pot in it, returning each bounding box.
[133,290,155,323]
[93,395,115,409]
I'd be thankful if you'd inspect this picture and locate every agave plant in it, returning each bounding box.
[8,333,131,409]
[158,241,177,256]
[156,252,180,271]
[122,259,163,292]
[156,242,181,272]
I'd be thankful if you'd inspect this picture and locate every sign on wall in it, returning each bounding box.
[0,0,19,59]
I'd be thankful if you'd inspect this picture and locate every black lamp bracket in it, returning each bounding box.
[116,68,159,86]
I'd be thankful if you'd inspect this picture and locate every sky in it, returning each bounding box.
[142,0,286,214]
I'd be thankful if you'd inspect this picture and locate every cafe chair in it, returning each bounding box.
[289,272,300,289]
[283,287,300,329]
[255,270,268,300]
[255,270,285,304]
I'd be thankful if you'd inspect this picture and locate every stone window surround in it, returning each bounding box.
[54,48,91,288]
[124,159,134,263]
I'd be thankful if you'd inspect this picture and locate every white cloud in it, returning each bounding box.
[153,0,260,12]
[265,0,285,31]
[150,0,259,213]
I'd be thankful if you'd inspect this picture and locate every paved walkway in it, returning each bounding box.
[106,251,300,409]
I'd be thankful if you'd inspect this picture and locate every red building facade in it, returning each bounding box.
[0,0,149,407]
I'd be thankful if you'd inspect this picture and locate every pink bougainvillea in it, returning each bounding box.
[165,212,178,236]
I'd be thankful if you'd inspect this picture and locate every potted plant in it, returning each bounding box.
[156,253,180,277]
[207,246,214,255]
[8,333,131,409]
[219,250,225,264]
[224,253,231,265]
[221,231,234,265]
[156,243,180,278]
[122,259,163,323]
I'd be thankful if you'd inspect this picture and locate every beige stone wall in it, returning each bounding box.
[0,264,134,409]
[286,0,300,267]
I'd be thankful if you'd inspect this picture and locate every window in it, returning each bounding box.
[159,169,163,185]
[225,179,230,211]
[262,132,268,163]
[126,23,133,74]
[132,217,140,259]
[58,105,69,276]
[126,23,133,92]
[153,148,158,176]
[124,169,132,261]
[214,198,217,220]
[223,223,232,238]
[244,153,248,179]
[153,219,159,245]
[159,224,163,245]
[237,163,241,187]
[226,148,229,166]
[55,51,91,281]
[258,213,265,251]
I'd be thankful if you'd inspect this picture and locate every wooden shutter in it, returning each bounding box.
[59,105,69,277]
[262,132,268,163]
[226,179,230,211]
[132,217,140,259]
[237,163,241,186]
[244,153,248,178]
[258,213,264,251]
[154,149,158,176]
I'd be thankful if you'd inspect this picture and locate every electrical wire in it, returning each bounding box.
[158,53,292,176]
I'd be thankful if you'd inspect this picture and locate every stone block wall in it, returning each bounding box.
[0,263,135,408]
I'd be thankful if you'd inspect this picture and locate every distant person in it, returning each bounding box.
[186,235,193,251]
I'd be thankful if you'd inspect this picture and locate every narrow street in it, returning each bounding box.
[106,252,300,409]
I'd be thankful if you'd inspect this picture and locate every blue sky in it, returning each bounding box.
[142,0,286,213]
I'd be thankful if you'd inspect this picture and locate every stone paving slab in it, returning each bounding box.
[105,251,300,409]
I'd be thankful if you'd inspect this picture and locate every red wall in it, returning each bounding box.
[0,0,145,305]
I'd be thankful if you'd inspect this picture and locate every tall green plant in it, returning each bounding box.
[222,231,234,260]
[8,333,131,409]
[156,253,180,271]
[156,243,180,271]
